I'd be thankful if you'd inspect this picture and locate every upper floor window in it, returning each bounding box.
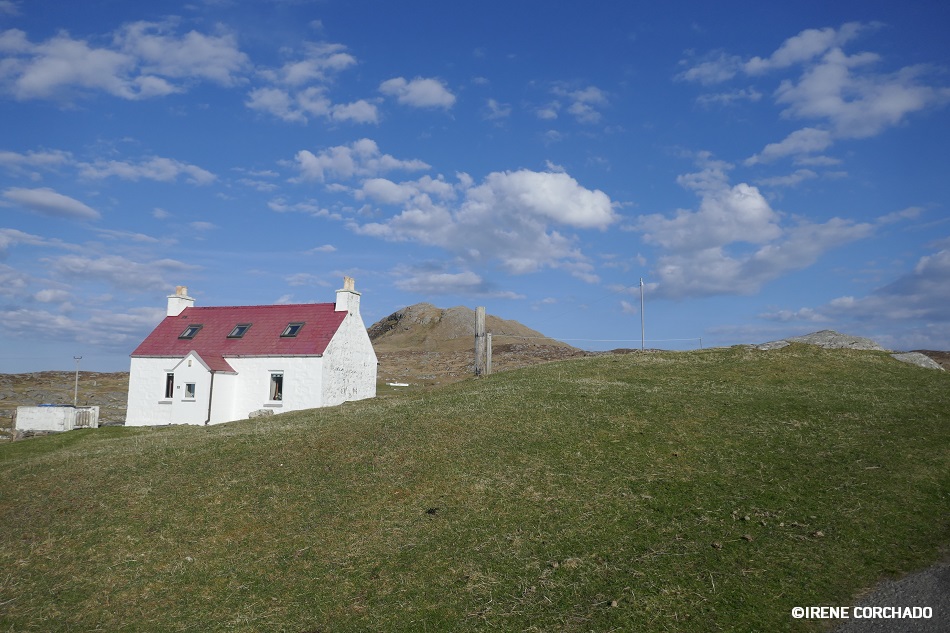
[228,323,252,338]
[281,322,304,338]
[179,324,203,339]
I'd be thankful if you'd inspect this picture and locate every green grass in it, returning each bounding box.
[0,345,947,631]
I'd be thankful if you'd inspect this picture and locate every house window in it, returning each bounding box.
[280,322,304,338]
[270,373,284,401]
[185,383,196,399]
[179,324,203,339]
[164,373,174,398]
[228,323,252,338]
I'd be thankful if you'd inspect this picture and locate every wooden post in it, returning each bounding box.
[474,306,486,376]
[485,332,492,376]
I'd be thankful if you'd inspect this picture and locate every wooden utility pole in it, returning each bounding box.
[474,307,490,376]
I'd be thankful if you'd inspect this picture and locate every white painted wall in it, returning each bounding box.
[15,406,99,432]
[126,354,214,426]
[126,357,175,426]
[323,304,378,406]
[224,356,325,421]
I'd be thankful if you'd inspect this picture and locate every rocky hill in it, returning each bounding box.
[369,303,584,385]
[369,303,575,352]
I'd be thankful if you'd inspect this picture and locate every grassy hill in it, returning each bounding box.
[1,345,947,631]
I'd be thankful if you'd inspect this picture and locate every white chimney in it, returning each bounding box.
[167,285,195,317]
[335,276,360,314]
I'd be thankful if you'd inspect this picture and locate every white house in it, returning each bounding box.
[126,277,377,426]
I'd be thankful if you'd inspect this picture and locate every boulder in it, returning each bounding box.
[890,352,944,371]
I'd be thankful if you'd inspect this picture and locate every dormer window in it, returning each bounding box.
[281,322,304,338]
[228,323,252,338]
[179,324,203,339]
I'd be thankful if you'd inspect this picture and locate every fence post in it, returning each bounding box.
[474,306,486,376]
[486,332,492,376]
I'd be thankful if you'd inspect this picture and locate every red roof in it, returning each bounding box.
[131,303,347,372]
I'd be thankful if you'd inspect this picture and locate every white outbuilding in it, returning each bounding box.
[126,277,377,426]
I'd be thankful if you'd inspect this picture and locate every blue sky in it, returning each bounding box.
[1,0,949,372]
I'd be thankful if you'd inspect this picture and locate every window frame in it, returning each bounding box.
[269,372,284,401]
[164,373,175,399]
[184,382,196,400]
[178,324,203,339]
[227,323,253,338]
[280,322,305,338]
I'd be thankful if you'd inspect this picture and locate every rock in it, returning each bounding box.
[757,330,886,352]
[890,352,944,371]
[755,340,790,351]
[248,408,274,419]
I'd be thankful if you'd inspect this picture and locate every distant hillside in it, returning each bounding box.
[369,303,576,353]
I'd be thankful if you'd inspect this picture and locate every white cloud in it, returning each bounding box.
[393,269,487,294]
[246,87,306,123]
[755,169,818,188]
[763,249,950,349]
[0,148,73,175]
[46,254,196,291]
[744,127,832,165]
[246,42,377,125]
[744,23,867,74]
[681,23,950,161]
[759,307,830,322]
[34,288,71,304]
[285,272,324,287]
[260,42,356,86]
[0,1,19,16]
[620,300,638,316]
[0,21,249,101]
[696,87,762,107]
[3,187,100,220]
[484,98,511,120]
[550,84,609,124]
[79,156,215,185]
[354,168,616,277]
[267,197,335,218]
[774,51,950,139]
[330,99,379,123]
[115,21,249,87]
[379,76,456,108]
[634,157,874,298]
[292,138,430,182]
[0,305,166,349]
[0,227,72,255]
[677,52,743,85]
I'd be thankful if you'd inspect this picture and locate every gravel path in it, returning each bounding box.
[833,560,949,632]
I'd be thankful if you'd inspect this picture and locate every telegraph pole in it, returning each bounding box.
[73,356,82,406]
[639,278,645,352]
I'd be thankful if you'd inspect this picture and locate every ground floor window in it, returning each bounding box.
[270,373,284,401]
[165,373,175,398]
[185,383,196,399]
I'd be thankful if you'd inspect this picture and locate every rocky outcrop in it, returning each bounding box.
[756,330,944,371]
[757,330,887,352]
[890,352,944,371]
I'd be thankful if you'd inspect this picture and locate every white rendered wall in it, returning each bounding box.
[322,309,378,406]
[126,357,175,426]
[126,354,212,426]
[14,406,99,432]
[169,353,213,425]
[224,356,325,421]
